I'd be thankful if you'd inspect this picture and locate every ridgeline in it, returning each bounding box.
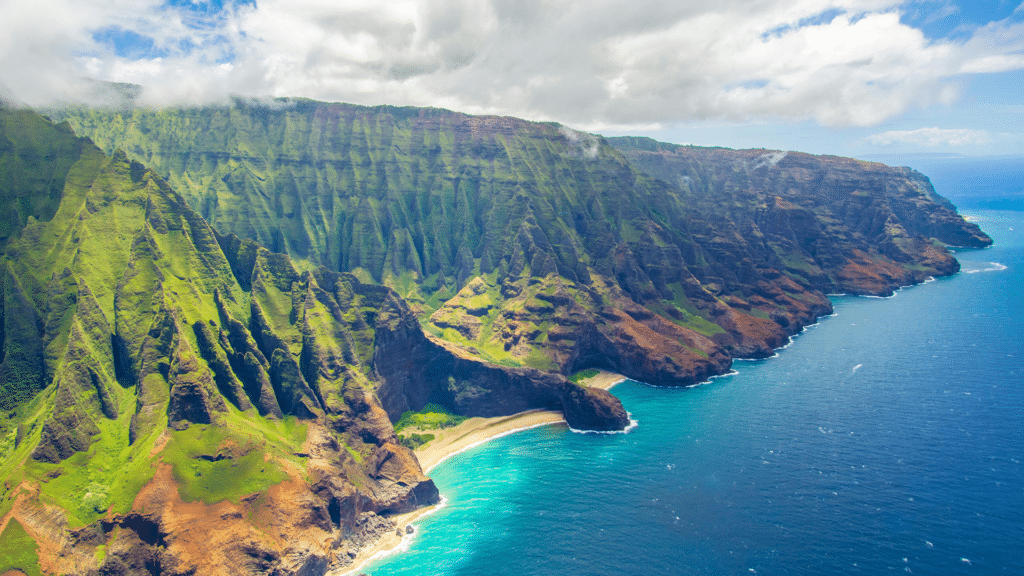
[0,95,990,576]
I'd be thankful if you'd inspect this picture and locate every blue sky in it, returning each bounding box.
[1,0,1022,158]
[600,1,1024,157]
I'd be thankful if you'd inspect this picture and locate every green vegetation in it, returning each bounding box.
[0,105,396,556]
[48,102,725,327]
[0,98,989,573]
[568,368,600,384]
[523,348,558,371]
[160,423,291,504]
[23,422,160,528]
[394,404,467,433]
[397,433,435,450]
[344,444,363,464]
[0,519,43,576]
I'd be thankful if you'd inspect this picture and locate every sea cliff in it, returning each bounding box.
[0,96,991,576]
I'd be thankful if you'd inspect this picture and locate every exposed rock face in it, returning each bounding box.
[373,292,629,429]
[561,385,631,432]
[0,99,993,576]
[49,99,987,379]
[609,138,992,295]
[67,421,438,576]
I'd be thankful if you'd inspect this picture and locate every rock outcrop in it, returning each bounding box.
[373,291,628,428]
[561,385,631,432]
[609,138,992,295]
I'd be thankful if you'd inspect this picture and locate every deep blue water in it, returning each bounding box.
[366,209,1023,576]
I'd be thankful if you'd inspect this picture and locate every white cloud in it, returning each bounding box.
[865,127,993,146]
[2,0,1024,128]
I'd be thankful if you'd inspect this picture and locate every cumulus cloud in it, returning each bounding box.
[865,127,993,146]
[2,0,1024,128]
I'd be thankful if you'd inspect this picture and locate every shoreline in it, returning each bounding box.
[413,370,626,472]
[342,370,628,574]
[330,276,957,574]
[577,369,628,391]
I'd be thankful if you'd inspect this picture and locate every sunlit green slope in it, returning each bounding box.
[53,99,989,384]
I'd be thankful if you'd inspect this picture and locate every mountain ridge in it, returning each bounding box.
[48,98,989,371]
[0,103,627,576]
[0,94,992,576]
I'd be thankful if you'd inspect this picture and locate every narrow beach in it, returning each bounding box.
[342,370,627,574]
[417,369,626,472]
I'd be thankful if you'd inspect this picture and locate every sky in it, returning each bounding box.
[1,0,1023,158]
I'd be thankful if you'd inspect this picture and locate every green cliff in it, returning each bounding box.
[0,94,991,575]
[0,104,629,576]
[51,99,989,378]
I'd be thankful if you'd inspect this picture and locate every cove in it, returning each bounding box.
[366,209,1023,576]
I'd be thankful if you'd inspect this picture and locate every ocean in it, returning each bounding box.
[363,209,1023,576]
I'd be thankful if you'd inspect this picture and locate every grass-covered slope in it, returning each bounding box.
[0,104,628,575]
[53,100,697,296]
[47,100,777,379]
[52,99,989,382]
[0,108,83,255]
[0,107,92,413]
[0,105,448,576]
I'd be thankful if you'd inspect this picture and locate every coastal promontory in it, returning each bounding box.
[0,96,990,575]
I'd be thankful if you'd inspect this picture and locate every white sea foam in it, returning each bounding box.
[859,292,898,299]
[605,377,628,390]
[338,496,450,575]
[424,420,566,474]
[963,262,1008,274]
[568,416,639,435]
[737,351,781,361]
[692,369,740,385]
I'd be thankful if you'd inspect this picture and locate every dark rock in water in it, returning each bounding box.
[561,385,630,431]
[405,524,414,534]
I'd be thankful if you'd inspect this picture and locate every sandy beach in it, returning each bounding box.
[415,369,627,471]
[577,369,628,391]
[339,409,566,574]
[340,370,628,574]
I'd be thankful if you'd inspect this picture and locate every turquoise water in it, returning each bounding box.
[367,210,1023,576]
